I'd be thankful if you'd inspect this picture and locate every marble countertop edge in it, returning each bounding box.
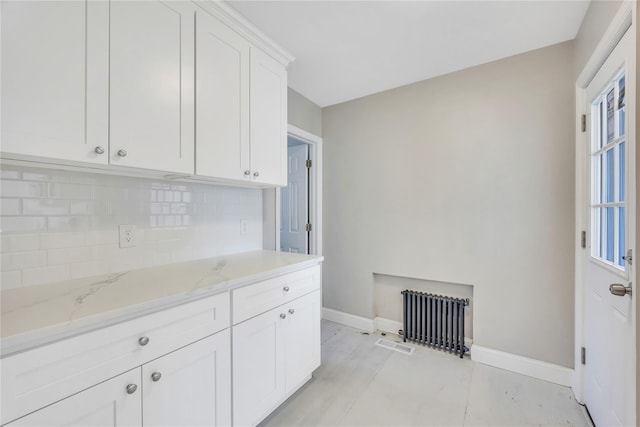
[1,251,323,358]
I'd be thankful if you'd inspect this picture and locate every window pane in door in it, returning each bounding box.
[618,75,625,136]
[618,206,625,266]
[607,88,615,144]
[619,142,625,202]
[606,148,614,203]
[605,207,614,262]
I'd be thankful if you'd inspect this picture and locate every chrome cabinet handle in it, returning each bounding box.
[126,384,138,394]
[288,309,295,315]
[244,170,251,176]
[94,146,105,154]
[117,149,127,157]
[283,286,290,292]
[253,171,259,177]
[280,313,286,319]
[151,372,162,382]
[610,283,632,297]
[138,336,150,346]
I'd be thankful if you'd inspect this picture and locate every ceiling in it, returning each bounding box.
[228,1,590,108]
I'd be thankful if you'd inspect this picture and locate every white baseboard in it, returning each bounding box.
[471,344,573,387]
[374,316,402,335]
[322,307,374,333]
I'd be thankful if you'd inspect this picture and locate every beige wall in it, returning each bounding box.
[322,41,575,367]
[288,88,322,136]
[574,0,624,78]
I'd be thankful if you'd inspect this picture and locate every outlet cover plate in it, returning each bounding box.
[119,224,137,248]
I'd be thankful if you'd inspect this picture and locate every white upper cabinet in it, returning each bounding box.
[110,1,195,174]
[195,10,250,181]
[249,48,288,186]
[1,1,292,184]
[1,1,109,164]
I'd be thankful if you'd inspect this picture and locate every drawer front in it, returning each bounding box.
[233,265,320,325]
[1,291,229,425]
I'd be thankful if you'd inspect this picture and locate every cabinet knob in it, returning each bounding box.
[288,308,295,315]
[244,170,251,176]
[94,146,105,155]
[280,313,286,319]
[283,286,290,292]
[253,171,259,177]
[126,384,138,394]
[151,372,162,382]
[138,336,150,346]
[117,149,127,157]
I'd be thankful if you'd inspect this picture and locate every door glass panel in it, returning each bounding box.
[618,206,625,266]
[619,141,625,202]
[618,75,625,136]
[606,88,615,144]
[605,207,614,262]
[605,148,614,203]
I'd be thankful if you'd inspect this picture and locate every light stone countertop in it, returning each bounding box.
[1,250,323,357]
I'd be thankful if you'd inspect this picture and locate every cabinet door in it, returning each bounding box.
[110,1,194,174]
[195,10,250,181]
[284,291,321,395]
[142,330,231,427]
[1,1,109,164]
[249,48,288,186]
[233,309,285,427]
[6,369,141,427]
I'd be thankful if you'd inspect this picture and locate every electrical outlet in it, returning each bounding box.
[240,220,248,234]
[119,224,137,248]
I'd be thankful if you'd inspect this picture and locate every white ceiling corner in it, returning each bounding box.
[228,0,591,107]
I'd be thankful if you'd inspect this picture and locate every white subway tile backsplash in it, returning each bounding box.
[23,199,69,215]
[48,183,92,200]
[22,265,70,286]
[41,232,85,248]
[1,217,47,233]
[1,165,262,290]
[1,234,40,252]
[2,250,47,270]
[48,247,93,265]
[1,198,21,215]
[1,270,22,289]
[1,181,46,198]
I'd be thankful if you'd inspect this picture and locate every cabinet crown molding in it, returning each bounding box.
[195,0,295,67]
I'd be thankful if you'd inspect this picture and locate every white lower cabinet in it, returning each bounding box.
[6,331,231,427]
[233,290,321,427]
[143,330,231,427]
[6,369,141,427]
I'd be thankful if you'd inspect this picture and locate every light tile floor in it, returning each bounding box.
[260,320,590,427]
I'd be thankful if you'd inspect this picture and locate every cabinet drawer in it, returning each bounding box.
[233,266,320,324]
[1,291,229,425]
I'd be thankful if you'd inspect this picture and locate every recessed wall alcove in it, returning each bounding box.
[373,273,474,342]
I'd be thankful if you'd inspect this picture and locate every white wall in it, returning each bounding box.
[322,41,575,368]
[0,165,262,290]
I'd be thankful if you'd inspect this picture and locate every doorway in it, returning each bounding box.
[575,4,636,426]
[281,137,310,253]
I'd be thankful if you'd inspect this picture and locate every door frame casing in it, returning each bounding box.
[263,124,323,256]
[573,0,636,419]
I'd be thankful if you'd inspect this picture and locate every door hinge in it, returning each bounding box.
[306,159,312,168]
[581,114,587,132]
[305,223,312,232]
[623,249,633,265]
[581,347,586,365]
[581,230,586,249]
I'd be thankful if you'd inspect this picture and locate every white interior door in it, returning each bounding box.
[583,28,635,427]
[281,142,309,254]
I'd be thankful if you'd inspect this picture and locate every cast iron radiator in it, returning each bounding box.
[401,290,469,358]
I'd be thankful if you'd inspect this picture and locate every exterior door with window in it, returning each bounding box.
[583,28,635,427]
